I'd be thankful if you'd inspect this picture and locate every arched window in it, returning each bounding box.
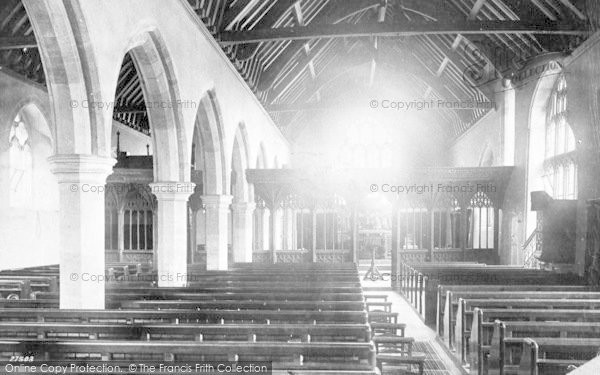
[8,113,33,208]
[545,74,577,199]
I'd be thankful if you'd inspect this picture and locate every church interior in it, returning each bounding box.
[2,0,600,374]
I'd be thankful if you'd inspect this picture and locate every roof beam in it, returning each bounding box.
[529,0,558,20]
[557,0,587,20]
[220,20,588,44]
[0,36,36,50]
[256,0,380,91]
[469,0,487,20]
[266,99,489,113]
[221,0,255,30]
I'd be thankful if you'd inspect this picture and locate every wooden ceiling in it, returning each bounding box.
[0,0,594,138]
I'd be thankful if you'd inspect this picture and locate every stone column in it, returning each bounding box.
[231,202,255,263]
[202,195,233,270]
[150,182,195,287]
[48,154,115,309]
[272,208,284,251]
[284,208,295,250]
[261,208,271,251]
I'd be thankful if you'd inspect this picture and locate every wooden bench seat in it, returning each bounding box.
[469,308,600,374]
[119,299,366,311]
[367,311,398,324]
[437,287,600,339]
[365,301,392,313]
[454,298,600,363]
[370,322,406,337]
[0,339,377,372]
[399,264,584,324]
[107,284,363,292]
[101,291,365,302]
[130,273,360,282]
[364,294,388,303]
[0,308,369,324]
[0,321,372,342]
[374,335,426,375]
[502,337,600,375]
[478,320,600,375]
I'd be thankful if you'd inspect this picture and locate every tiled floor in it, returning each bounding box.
[360,260,464,375]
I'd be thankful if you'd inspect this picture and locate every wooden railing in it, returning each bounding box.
[396,262,428,320]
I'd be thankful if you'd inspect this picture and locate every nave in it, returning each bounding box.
[3,259,600,374]
[2,0,600,374]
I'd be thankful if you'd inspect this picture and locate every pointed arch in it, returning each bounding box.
[124,30,189,182]
[192,90,228,195]
[22,0,109,155]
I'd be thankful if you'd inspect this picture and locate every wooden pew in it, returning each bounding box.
[373,335,426,375]
[370,322,406,337]
[102,291,366,302]
[399,263,584,324]
[107,284,363,292]
[367,311,398,324]
[0,308,369,324]
[365,301,392,313]
[482,320,600,375]
[0,321,373,342]
[456,299,600,365]
[470,308,600,375]
[451,297,600,357]
[0,340,377,373]
[437,285,597,337]
[503,337,600,375]
[120,300,366,311]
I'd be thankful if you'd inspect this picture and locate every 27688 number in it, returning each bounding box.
[9,356,34,362]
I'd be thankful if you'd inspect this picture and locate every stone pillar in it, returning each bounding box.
[231,202,255,263]
[272,208,284,251]
[48,154,115,309]
[150,182,195,287]
[202,195,233,270]
[261,208,270,251]
[284,208,295,250]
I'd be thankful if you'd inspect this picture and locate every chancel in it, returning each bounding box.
[0,0,599,374]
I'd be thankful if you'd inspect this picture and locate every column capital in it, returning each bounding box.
[201,194,233,207]
[231,201,256,213]
[149,182,195,201]
[48,154,116,184]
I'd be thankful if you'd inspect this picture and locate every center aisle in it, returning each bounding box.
[360,260,465,375]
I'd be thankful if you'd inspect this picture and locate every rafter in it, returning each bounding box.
[0,36,36,50]
[469,0,487,19]
[221,0,255,30]
[220,19,588,44]
[255,0,380,91]
[558,0,587,20]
